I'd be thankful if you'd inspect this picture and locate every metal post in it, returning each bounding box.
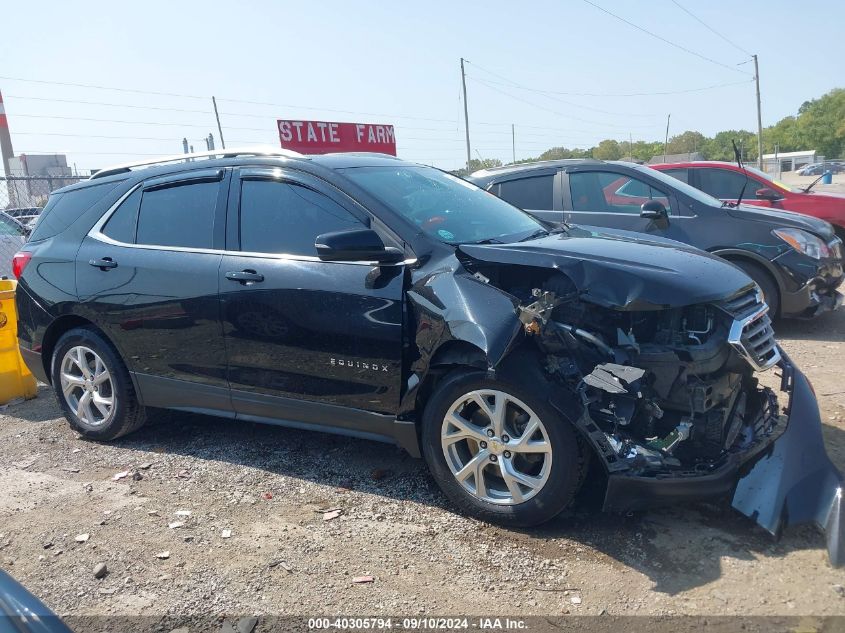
[663,114,671,163]
[511,124,516,164]
[212,96,226,149]
[753,54,763,170]
[460,58,471,171]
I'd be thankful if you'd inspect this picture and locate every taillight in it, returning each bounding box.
[12,251,32,279]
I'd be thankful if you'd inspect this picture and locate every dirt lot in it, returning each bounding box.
[2,310,845,626]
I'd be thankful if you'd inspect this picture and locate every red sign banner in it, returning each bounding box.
[277,120,397,155]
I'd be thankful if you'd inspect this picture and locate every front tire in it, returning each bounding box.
[421,370,584,527]
[51,327,146,440]
[734,260,780,319]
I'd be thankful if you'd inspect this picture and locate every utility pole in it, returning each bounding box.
[663,114,671,163]
[212,96,226,149]
[753,54,763,170]
[460,58,471,171]
[511,124,516,164]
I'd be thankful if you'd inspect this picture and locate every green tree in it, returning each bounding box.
[665,130,707,157]
[702,130,758,161]
[452,157,502,177]
[794,88,845,158]
[592,139,622,160]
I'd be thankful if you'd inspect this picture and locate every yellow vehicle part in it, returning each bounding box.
[0,279,37,405]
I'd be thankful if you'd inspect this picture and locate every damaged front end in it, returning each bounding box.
[513,282,844,566]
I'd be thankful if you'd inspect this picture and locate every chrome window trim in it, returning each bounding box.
[88,184,414,267]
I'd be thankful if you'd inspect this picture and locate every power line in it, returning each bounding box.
[6,94,212,115]
[468,77,661,130]
[468,74,656,119]
[669,0,752,56]
[581,0,752,75]
[465,64,753,97]
[0,75,207,100]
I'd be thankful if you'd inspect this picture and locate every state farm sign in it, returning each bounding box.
[277,120,397,155]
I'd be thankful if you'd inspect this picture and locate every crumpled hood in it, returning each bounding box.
[727,204,836,240]
[458,229,753,310]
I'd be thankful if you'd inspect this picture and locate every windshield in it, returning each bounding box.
[339,165,544,244]
[742,165,799,192]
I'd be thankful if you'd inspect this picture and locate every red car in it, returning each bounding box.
[651,161,845,240]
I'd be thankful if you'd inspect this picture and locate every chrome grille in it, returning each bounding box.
[720,287,781,371]
[830,237,843,259]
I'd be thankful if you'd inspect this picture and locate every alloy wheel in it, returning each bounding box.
[441,389,552,505]
[59,346,115,428]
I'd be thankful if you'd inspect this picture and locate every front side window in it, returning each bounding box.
[497,175,554,210]
[569,171,672,214]
[696,168,760,199]
[239,179,362,256]
[339,166,542,244]
[136,181,218,249]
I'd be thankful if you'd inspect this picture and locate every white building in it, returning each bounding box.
[761,150,821,174]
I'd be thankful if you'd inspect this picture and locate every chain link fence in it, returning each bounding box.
[0,176,87,278]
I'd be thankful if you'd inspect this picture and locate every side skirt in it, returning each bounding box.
[133,373,421,457]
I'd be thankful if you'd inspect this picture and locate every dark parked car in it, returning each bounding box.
[469,159,844,318]
[13,149,844,565]
[0,568,71,633]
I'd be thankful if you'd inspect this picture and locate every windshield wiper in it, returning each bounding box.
[468,237,506,245]
[802,174,825,193]
[518,229,550,242]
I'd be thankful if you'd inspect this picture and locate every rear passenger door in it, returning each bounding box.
[76,169,231,409]
[492,173,562,224]
[219,167,404,420]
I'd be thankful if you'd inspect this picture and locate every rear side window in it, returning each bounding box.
[102,187,141,243]
[239,179,361,256]
[136,181,218,249]
[29,181,122,241]
[497,175,554,210]
[661,168,689,184]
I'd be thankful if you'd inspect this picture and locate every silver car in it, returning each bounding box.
[0,211,28,279]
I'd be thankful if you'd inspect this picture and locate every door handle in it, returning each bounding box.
[225,270,264,284]
[89,257,117,270]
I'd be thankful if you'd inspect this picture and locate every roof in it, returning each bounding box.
[649,160,739,169]
[469,159,603,180]
[647,152,705,165]
[761,150,818,159]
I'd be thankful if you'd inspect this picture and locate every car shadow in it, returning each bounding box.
[98,407,842,596]
[774,310,845,342]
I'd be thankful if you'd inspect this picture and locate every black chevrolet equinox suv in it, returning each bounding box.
[13,148,844,564]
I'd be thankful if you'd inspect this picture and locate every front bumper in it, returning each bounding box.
[603,351,844,566]
[775,250,844,318]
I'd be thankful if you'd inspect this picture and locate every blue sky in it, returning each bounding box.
[1,0,842,173]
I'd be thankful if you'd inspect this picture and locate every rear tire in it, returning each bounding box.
[733,260,780,319]
[421,369,584,527]
[51,327,146,440]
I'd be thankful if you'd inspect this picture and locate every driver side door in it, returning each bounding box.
[219,167,406,424]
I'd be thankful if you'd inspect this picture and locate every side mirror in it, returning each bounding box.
[755,187,782,202]
[315,228,404,264]
[640,200,668,220]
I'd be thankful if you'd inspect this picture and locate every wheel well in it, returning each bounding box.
[412,341,488,425]
[719,254,780,316]
[40,315,97,383]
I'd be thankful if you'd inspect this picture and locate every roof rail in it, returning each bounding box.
[89,146,305,180]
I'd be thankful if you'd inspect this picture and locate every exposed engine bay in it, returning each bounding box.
[484,268,783,477]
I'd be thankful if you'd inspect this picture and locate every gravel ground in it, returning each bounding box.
[2,310,845,627]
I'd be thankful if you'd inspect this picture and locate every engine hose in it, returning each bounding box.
[551,321,614,358]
